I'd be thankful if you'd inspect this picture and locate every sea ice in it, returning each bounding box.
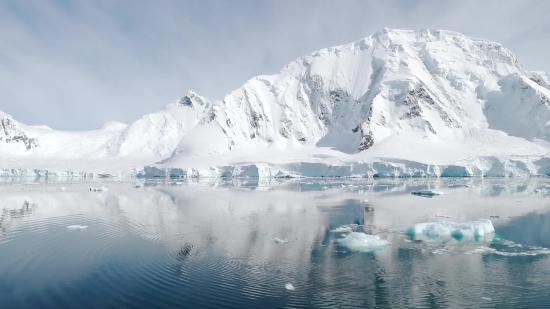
[285,283,295,291]
[67,225,88,230]
[361,199,369,204]
[273,237,288,244]
[403,219,495,240]
[335,232,391,252]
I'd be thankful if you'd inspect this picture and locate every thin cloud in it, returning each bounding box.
[0,0,548,130]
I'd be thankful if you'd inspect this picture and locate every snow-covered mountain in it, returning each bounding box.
[2,28,550,177]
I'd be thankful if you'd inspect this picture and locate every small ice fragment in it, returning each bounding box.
[331,226,353,233]
[231,240,236,243]
[273,237,288,244]
[436,215,452,218]
[58,187,67,191]
[361,199,369,204]
[135,184,142,188]
[335,232,391,252]
[411,190,443,196]
[67,225,88,230]
[490,215,499,218]
[481,297,492,301]
[285,283,295,291]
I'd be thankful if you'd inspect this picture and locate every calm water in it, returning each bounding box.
[1,178,550,308]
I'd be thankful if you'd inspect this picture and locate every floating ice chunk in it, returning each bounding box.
[273,237,288,244]
[58,187,66,191]
[481,297,492,301]
[411,190,443,196]
[435,215,452,218]
[285,283,295,291]
[361,199,369,204]
[67,225,88,230]
[403,219,495,241]
[135,184,142,188]
[335,232,391,252]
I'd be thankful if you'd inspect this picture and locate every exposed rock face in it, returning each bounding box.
[0,118,38,150]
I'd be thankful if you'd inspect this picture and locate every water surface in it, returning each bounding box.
[1,178,549,308]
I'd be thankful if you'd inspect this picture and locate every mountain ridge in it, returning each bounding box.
[2,28,550,177]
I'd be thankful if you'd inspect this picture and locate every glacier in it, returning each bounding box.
[2,29,550,178]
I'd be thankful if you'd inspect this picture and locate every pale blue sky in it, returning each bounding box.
[1,0,549,130]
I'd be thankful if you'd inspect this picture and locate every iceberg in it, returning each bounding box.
[285,283,295,291]
[403,219,495,241]
[335,232,391,252]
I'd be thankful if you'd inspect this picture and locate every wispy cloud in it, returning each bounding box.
[1,0,548,130]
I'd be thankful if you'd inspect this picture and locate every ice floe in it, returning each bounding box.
[335,232,391,252]
[285,283,295,291]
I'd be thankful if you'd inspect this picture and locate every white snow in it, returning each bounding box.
[67,225,88,230]
[285,283,295,291]
[335,232,391,252]
[2,29,550,178]
[403,219,495,240]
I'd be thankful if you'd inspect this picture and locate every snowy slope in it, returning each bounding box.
[161,29,550,173]
[2,28,550,177]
